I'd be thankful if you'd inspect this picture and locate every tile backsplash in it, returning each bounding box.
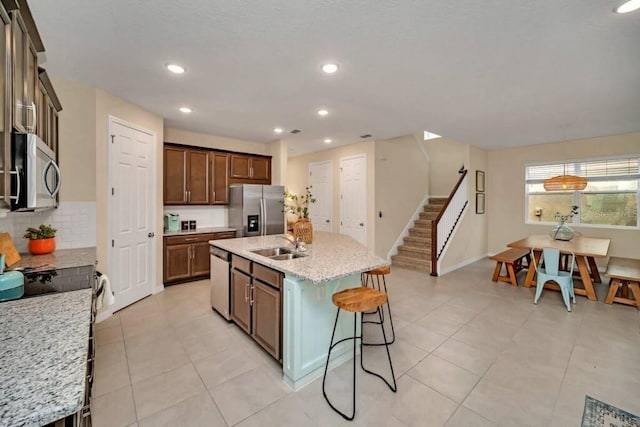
[162,205,227,229]
[0,202,96,253]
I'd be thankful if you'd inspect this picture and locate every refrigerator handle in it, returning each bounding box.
[260,198,265,236]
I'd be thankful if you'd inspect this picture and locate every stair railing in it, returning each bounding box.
[430,170,468,276]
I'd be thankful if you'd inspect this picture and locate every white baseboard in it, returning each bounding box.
[95,310,113,324]
[386,194,430,262]
[438,253,489,276]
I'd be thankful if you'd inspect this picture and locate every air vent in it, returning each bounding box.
[360,134,372,138]
[290,129,302,134]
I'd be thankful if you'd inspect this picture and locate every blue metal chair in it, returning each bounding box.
[531,247,576,311]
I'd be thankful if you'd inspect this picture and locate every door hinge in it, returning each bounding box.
[309,171,312,176]
[340,221,343,225]
[110,135,115,143]
[111,240,115,247]
[111,188,114,195]
[340,194,343,199]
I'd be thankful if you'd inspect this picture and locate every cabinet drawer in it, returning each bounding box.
[253,263,282,290]
[232,255,252,274]
[165,233,216,245]
[213,231,237,240]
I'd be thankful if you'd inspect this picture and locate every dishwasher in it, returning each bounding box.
[210,246,231,320]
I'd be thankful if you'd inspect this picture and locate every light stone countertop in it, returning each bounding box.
[164,226,236,237]
[8,247,97,271]
[210,231,387,284]
[0,289,92,427]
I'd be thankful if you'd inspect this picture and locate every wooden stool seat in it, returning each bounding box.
[333,287,388,313]
[365,265,391,276]
[605,257,640,309]
[490,248,531,286]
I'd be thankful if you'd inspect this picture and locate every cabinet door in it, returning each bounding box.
[230,154,251,179]
[230,269,252,333]
[11,11,27,131]
[164,146,187,204]
[251,157,270,183]
[0,8,10,208]
[210,152,229,204]
[24,41,36,132]
[36,80,47,142]
[251,280,281,360]
[186,150,209,204]
[191,241,211,277]
[164,243,192,282]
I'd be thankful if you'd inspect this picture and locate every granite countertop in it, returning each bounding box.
[211,231,387,284]
[164,226,236,237]
[8,247,97,271]
[0,289,92,427]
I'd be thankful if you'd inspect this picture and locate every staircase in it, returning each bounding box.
[391,197,446,272]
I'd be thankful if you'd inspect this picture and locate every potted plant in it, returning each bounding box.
[24,224,57,255]
[551,205,578,241]
[283,187,316,243]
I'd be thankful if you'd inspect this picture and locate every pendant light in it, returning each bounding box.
[543,163,587,191]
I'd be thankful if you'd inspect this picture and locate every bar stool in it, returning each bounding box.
[322,287,397,421]
[360,265,396,345]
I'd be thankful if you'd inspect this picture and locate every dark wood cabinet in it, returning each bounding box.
[229,255,282,360]
[164,146,210,205]
[36,69,61,152]
[163,231,236,284]
[252,280,281,359]
[230,268,251,333]
[230,154,271,184]
[210,152,229,204]
[0,4,11,209]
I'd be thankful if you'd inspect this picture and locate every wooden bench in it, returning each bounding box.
[490,248,531,286]
[605,257,640,309]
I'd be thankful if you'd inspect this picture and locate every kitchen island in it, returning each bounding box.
[0,289,92,426]
[211,231,387,389]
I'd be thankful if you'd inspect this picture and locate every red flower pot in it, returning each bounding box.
[28,238,56,255]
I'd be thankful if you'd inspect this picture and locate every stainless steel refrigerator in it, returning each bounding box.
[228,184,285,237]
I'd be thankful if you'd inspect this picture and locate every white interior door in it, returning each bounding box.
[340,154,367,246]
[308,160,332,232]
[109,118,156,312]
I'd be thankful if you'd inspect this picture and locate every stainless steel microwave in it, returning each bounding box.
[10,133,61,211]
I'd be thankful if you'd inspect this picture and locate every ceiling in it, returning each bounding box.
[29,0,640,156]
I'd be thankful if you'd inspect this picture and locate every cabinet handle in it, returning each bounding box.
[250,285,254,305]
[213,191,216,201]
[245,282,250,302]
[184,237,198,241]
[188,190,191,202]
[184,190,187,202]
[250,167,253,178]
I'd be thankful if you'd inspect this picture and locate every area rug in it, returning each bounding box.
[582,395,640,427]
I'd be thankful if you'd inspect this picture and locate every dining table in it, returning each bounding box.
[507,235,611,301]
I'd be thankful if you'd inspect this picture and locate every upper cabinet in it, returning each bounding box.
[163,145,210,205]
[37,68,62,153]
[0,4,10,209]
[163,144,272,206]
[230,154,271,184]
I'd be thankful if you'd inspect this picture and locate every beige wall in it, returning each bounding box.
[440,144,489,273]
[164,127,267,155]
[267,139,287,186]
[375,135,429,259]
[95,89,164,289]
[426,138,467,197]
[487,132,640,261]
[51,77,96,202]
[286,141,376,250]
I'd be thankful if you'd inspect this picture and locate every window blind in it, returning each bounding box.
[526,157,640,181]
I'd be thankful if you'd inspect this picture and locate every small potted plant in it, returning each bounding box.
[24,224,57,255]
[551,205,578,241]
[283,187,316,243]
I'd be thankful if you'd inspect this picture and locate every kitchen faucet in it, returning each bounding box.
[279,234,300,250]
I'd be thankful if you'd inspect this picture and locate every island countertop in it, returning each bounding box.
[210,231,387,284]
[0,289,92,427]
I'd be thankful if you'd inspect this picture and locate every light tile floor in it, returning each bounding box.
[92,259,640,426]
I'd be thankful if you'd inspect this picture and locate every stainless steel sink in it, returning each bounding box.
[250,247,292,257]
[268,253,308,261]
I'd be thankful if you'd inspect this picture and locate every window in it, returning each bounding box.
[525,156,639,229]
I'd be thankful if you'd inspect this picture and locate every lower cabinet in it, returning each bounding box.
[164,232,235,284]
[229,255,282,361]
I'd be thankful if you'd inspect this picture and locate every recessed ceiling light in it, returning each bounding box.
[321,63,339,74]
[324,139,332,144]
[423,131,442,140]
[317,109,329,116]
[616,0,640,13]
[274,127,284,134]
[179,107,192,113]
[167,64,185,74]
